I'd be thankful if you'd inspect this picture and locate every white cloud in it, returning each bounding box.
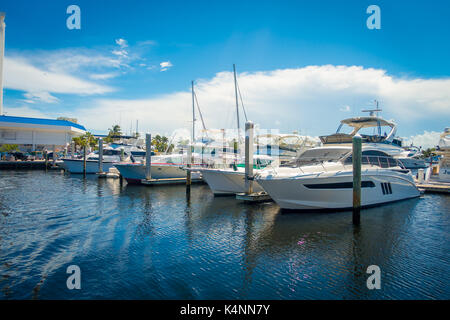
[14,65,450,139]
[4,57,115,101]
[339,105,351,112]
[23,91,60,104]
[403,131,442,149]
[160,61,173,71]
[115,38,128,48]
[89,72,119,80]
[2,105,54,118]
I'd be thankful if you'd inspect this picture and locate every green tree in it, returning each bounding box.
[151,135,174,153]
[422,148,436,158]
[0,144,19,153]
[105,125,122,143]
[72,132,98,151]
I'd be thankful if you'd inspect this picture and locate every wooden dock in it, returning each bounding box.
[236,191,273,202]
[0,160,59,170]
[141,177,204,186]
[416,182,450,194]
[97,172,120,179]
[415,176,450,194]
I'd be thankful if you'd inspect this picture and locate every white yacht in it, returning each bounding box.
[60,144,142,174]
[114,152,203,184]
[255,146,420,211]
[319,107,426,169]
[197,154,273,195]
[437,127,450,182]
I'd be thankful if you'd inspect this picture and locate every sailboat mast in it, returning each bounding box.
[192,80,195,142]
[233,64,240,143]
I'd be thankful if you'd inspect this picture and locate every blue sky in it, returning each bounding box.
[1,0,449,146]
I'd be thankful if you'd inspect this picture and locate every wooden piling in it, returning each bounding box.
[145,133,152,180]
[186,144,192,187]
[83,145,87,175]
[52,144,56,166]
[352,135,362,224]
[98,138,103,174]
[44,150,48,170]
[245,121,254,194]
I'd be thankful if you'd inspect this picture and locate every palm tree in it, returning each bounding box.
[105,125,122,143]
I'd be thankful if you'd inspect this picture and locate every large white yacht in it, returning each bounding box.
[255,146,420,211]
[319,107,426,169]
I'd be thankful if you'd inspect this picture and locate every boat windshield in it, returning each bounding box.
[282,148,350,167]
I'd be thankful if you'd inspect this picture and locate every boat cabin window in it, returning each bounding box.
[343,150,398,168]
[284,148,350,167]
[103,149,122,156]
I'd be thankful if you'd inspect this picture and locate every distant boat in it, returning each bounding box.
[60,144,144,174]
[255,146,420,211]
[437,127,450,182]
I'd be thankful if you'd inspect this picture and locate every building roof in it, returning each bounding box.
[0,115,86,131]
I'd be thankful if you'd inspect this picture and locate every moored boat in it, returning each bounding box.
[255,146,420,211]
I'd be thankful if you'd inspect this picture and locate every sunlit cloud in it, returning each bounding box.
[160,61,173,71]
[65,65,450,141]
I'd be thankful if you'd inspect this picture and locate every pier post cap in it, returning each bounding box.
[352,134,362,141]
[245,120,254,128]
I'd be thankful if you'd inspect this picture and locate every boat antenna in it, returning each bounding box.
[362,100,383,136]
[193,89,208,138]
[191,80,196,142]
[236,77,248,122]
[233,64,241,144]
[362,100,382,116]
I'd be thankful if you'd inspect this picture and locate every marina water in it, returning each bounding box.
[0,170,448,299]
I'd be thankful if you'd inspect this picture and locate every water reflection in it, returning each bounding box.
[0,170,448,299]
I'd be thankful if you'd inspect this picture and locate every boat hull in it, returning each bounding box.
[114,163,201,184]
[256,169,420,210]
[60,159,116,174]
[200,168,264,195]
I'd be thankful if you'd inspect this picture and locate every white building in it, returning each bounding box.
[0,115,86,152]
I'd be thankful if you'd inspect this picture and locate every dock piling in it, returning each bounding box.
[98,138,103,174]
[186,144,192,187]
[83,145,87,175]
[245,121,254,194]
[418,168,424,183]
[145,133,152,180]
[52,144,56,166]
[352,135,362,225]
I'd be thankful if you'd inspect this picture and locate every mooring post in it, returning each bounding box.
[352,135,362,225]
[98,138,103,174]
[52,144,56,166]
[245,121,254,195]
[186,144,192,187]
[418,168,424,183]
[44,149,48,170]
[145,133,152,180]
[221,128,226,168]
[83,145,87,175]
[70,141,74,159]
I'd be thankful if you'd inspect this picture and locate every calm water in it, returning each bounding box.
[0,170,448,300]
